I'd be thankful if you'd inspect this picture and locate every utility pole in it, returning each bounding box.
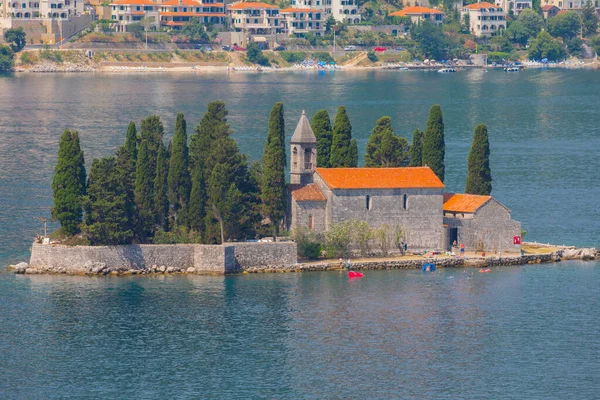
[34,217,47,237]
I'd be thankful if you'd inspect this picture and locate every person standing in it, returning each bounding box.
[460,243,465,257]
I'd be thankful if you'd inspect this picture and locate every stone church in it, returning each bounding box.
[286,111,521,253]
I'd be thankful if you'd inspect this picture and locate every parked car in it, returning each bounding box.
[274,45,286,51]
[232,45,245,51]
[374,47,387,52]
[344,45,356,51]
[222,45,232,51]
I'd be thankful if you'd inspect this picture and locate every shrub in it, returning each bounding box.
[20,51,37,65]
[294,226,323,259]
[324,221,353,258]
[40,50,63,63]
[280,51,306,63]
[311,51,334,63]
[351,220,373,257]
[367,50,378,62]
[153,226,203,244]
[375,224,393,257]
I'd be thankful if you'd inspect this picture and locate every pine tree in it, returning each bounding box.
[189,100,230,173]
[84,157,133,245]
[124,121,137,161]
[187,163,206,233]
[409,129,424,167]
[262,102,287,236]
[52,129,86,236]
[311,109,332,167]
[154,142,169,231]
[465,124,492,196]
[168,112,191,226]
[134,140,154,241]
[330,106,354,167]
[422,104,445,182]
[582,0,598,37]
[364,116,410,167]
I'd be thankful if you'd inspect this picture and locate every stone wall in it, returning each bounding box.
[28,241,297,275]
[291,198,327,234]
[232,242,297,270]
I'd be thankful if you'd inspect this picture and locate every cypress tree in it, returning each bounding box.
[139,115,165,187]
[187,163,206,233]
[311,109,332,167]
[364,116,410,167]
[134,140,154,241]
[84,157,133,245]
[330,106,354,167]
[189,100,230,173]
[168,112,191,226]
[124,121,137,161]
[206,163,228,244]
[154,142,169,231]
[422,104,445,182]
[465,124,492,196]
[52,129,86,236]
[115,122,138,236]
[349,139,358,167]
[409,128,424,167]
[262,102,286,236]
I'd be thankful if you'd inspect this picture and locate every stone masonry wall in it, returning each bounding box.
[292,198,327,234]
[28,242,298,275]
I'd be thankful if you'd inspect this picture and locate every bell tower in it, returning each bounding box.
[290,110,317,185]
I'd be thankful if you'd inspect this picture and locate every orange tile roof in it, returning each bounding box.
[390,6,444,16]
[557,9,567,15]
[111,0,156,5]
[463,2,500,9]
[316,167,444,190]
[443,193,491,213]
[160,0,201,6]
[280,7,314,12]
[291,184,326,202]
[541,5,558,10]
[228,1,278,9]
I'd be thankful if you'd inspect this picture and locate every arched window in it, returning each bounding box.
[366,195,371,210]
[292,147,298,168]
[308,215,314,231]
[403,194,408,210]
[354,18,359,23]
[304,147,312,169]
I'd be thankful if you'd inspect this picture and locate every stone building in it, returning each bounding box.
[442,193,521,253]
[286,111,522,253]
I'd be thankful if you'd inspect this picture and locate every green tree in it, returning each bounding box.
[168,112,191,226]
[246,42,270,66]
[330,106,354,167]
[504,21,531,46]
[465,124,492,195]
[52,129,86,236]
[547,11,582,41]
[410,21,448,60]
[139,115,165,187]
[409,128,424,167]
[489,35,513,52]
[364,116,409,167]
[581,0,598,37]
[134,140,154,241]
[325,15,337,33]
[349,139,358,167]
[206,163,228,244]
[528,31,565,60]
[311,109,332,167]
[3,27,26,53]
[154,142,169,231]
[262,102,286,236]
[84,157,133,245]
[189,100,229,172]
[115,122,138,235]
[0,45,14,72]
[591,34,600,55]
[187,163,206,233]
[422,104,445,182]
[517,9,544,37]
[181,19,210,42]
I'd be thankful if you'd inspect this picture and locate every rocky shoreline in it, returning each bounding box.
[8,246,598,276]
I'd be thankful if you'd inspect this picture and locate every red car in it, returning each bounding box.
[232,45,246,51]
[374,47,387,52]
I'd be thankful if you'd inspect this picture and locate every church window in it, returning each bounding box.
[309,215,314,231]
[292,147,298,168]
[304,147,312,169]
[403,194,407,210]
[366,195,371,210]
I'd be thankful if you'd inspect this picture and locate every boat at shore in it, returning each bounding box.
[504,67,519,72]
[438,68,457,73]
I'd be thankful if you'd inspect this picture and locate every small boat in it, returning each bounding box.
[422,263,436,272]
[438,68,456,73]
[348,271,364,278]
[503,67,519,72]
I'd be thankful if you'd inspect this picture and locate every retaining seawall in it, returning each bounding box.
[25,242,297,275]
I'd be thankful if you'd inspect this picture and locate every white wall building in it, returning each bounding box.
[110,0,159,32]
[227,1,280,34]
[462,1,506,37]
[280,7,325,36]
[292,0,360,24]
[1,0,84,19]
[495,0,532,14]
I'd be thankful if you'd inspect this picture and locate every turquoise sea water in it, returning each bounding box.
[1,263,599,399]
[0,70,599,398]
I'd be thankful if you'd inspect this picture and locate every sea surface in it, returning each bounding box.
[0,69,599,398]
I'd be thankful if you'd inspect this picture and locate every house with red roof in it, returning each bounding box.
[541,4,560,17]
[110,0,160,32]
[461,1,506,37]
[227,2,280,35]
[159,0,225,29]
[286,111,521,253]
[389,6,445,25]
[279,7,325,36]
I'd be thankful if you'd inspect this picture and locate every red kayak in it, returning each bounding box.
[348,271,364,278]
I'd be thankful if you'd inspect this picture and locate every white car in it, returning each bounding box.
[344,46,356,51]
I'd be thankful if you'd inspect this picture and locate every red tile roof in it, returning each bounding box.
[390,6,444,16]
[443,193,491,213]
[280,7,314,13]
[111,0,156,5]
[557,9,568,15]
[228,1,278,9]
[541,5,558,10]
[463,2,500,9]
[291,184,326,202]
[161,11,224,15]
[316,167,444,190]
